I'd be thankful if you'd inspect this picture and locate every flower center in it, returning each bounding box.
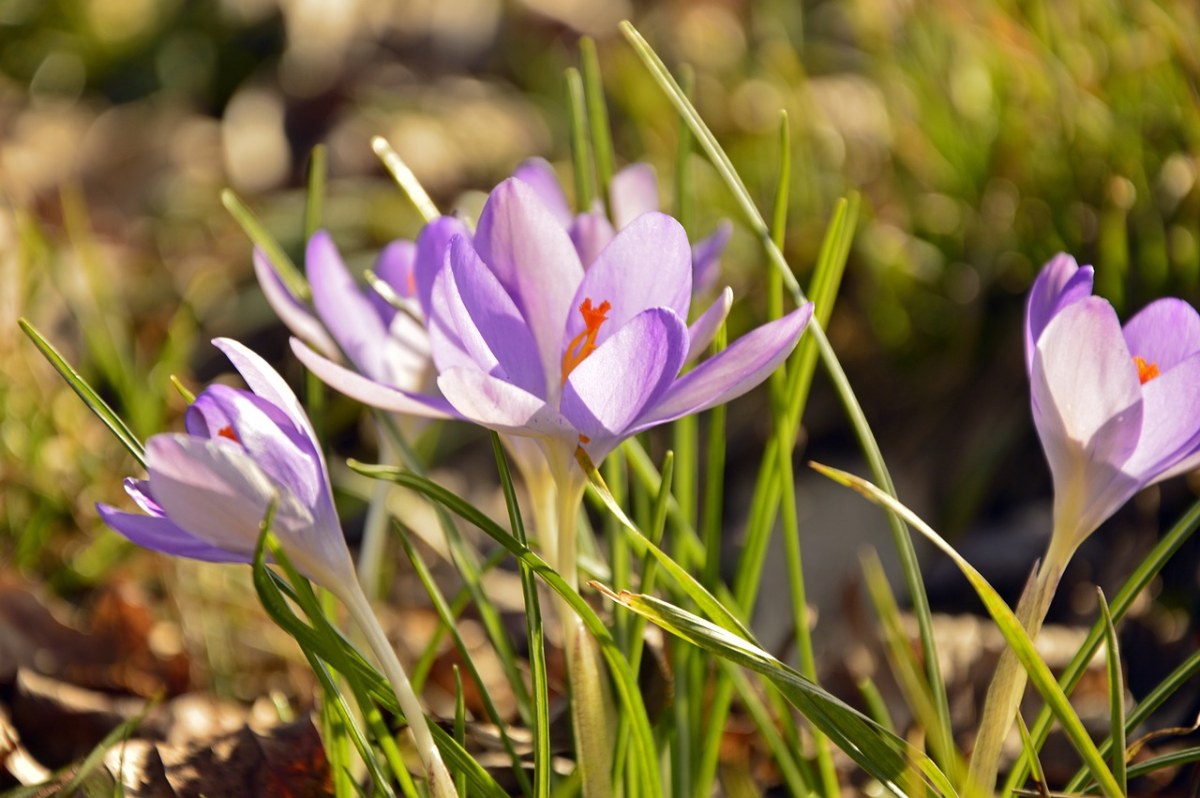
[561,298,611,384]
[1134,355,1160,385]
[217,425,241,443]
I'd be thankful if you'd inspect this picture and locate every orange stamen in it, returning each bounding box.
[217,425,240,443]
[1134,355,1160,385]
[406,270,416,296]
[561,298,611,383]
[578,434,591,444]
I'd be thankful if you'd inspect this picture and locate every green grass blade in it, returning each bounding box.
[351,461,663,798]
[221,189,308,300]
[699,324,728,591]
[812,463,1123,798]
[1123,746,1200,782]
[490,432,549,798]
[566,67,595,213]
[1003,499,1200,794]
[579,36,614,217]
[1013,716,1048,798]
[454,666,468,798]
[304,144,327,239]
[372,136,440,223]
[1097,590,1127,794]
[19,318,146,469]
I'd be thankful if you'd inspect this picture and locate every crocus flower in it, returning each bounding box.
[96,337,459,797]
[97,337,357,589]
[1026,254,1200,555]
[513,157,733,294]
[294,177,811,477]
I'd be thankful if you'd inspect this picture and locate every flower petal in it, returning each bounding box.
[445,236,546,396]
[437,367,574,441]
[561,307,689,459]
[474,178,585,389]
[691,220,732,296]
[610,163,660,229]
[637,304,812,428]
[686,286,733,364]
[292,338,457,418]
[307,231,390,381]
[370,239,418,322]
[569,211,616,269]
[253,249,338,359]
[213,338,317,446]
[414,216,471,316]
[564,212,693,357]
[1121,298,1200,374]
[97,504,248,563]
[513,158,572,227]
[1122,352,1200,482]
[1025,253,1094,372]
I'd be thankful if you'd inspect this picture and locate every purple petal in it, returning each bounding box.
[474,178,585,390]
[637,304,813,429]
[184,392,232,439]
[1029,298,1143,540]
[564,213,693,358]
[253,250,338,359]
[437,367,574,441]
[445,236,546,396]
[691,221,732,296]
[427,248,491,375]
[569,212,616,269]
[512,158,572,227]
[292,338,457,418]
[1025,254,1094,372]
[124,478,162,515]
[1122,352,1200,482]
[370,239,418,322]
[307,231,391,381]
[686,287,733,364]
[610,163,660,229]
[414,217,471,316]
[379,310,434,393]
[97,504,248,563]
[212,338,318,447]
[1121,298,1200,374]
[561,307,689,460]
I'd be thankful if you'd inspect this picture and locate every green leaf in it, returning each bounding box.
[566,66,595,213]
[371,136,440,223]
[221,189,308,301]
[1097,589,1127,794]
[304,144,327,239]
[579,36,614,217]
[812,463,1124,798]
[19,318,146,469]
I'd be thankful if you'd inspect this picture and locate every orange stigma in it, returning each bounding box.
[406,270,416,296]
[217,425,240,443]
[1134,355,1160,385]
[561,298,611,383]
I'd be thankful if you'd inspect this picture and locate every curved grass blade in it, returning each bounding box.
[566,67,595,212]
[1014,715,1048,798]
[220,189,307,301]
[19,318,146,469]
[579,36,614,217]
[594,585,956,797]
[372,136,440,223]
[1097,590,1126,794]
[350,461,663,798]
[812,463,1123,798]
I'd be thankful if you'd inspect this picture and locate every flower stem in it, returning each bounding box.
[339,579,459,798]
[357,434,397,601]
[965,558,1062,796]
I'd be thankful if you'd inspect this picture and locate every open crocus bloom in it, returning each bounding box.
[513,158,733,294]
[295,177,810,481]
[97,338,357,591]
[1027,254,1200,555]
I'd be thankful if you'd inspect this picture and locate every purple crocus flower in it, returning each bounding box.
[1027,254,1200,554]
[513,157,734,294]
[96,338,358,589]
[293,177,810,476]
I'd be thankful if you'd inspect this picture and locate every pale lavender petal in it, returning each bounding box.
[474,178,585,389]
[610,163,660,229]
[213,338,317,446]
[307,231,390,381]
[1025,254,1094,372]
[445,236,545,396]
[1122,353,1200,482]
[97,504,247,563]
[253,249,338,359]
[427,253,489,374]
[184,392,231,439]
[561,308,689,459]
[370,239,418,322]
[379,310,433,393]
[1030,298,1143,540]
[513,158,572,226]
[292,338,457,418]
[686,287,733,364]
[692,221,732,296]
[1121,298,1200,373]
[569,211,616,269]
[637,304,813,428]
[124,478,161,515]
[414,216,471,316]
[437,367,575,441]
[564,213,693,356]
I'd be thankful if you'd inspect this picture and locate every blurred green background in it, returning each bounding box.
[3,0,1199,590]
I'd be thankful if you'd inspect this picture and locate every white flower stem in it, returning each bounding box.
[338,579,459,798]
